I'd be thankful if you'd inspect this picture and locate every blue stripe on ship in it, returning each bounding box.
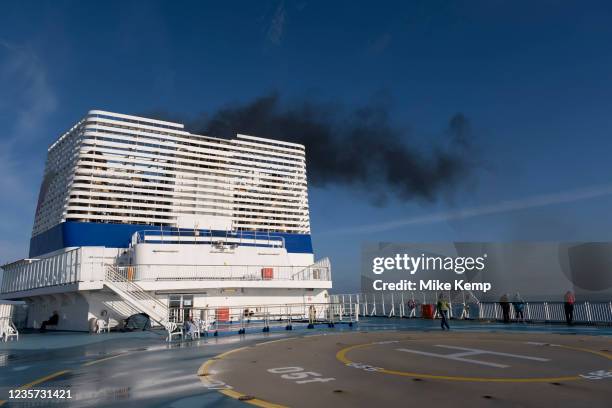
[29,222,313,257]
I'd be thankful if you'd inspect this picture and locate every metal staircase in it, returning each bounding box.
[104,264,170,331]
[291,257,331,280]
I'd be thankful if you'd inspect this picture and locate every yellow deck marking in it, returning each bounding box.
[0,370,71,406]
[197,346,249,376]
[336,341,612,383]
[17,370,71,389]
[220,389,289,408]
[557,345,612,360]
[0,349,137,405]
[198,346,289,408]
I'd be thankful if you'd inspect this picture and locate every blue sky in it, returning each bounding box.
[2,1,612,292]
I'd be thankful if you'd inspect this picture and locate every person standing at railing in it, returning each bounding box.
[564,290,575,326]
[308,305,316,326]
[499,293,511,323]
[437,295,450,330]
[407,299,417,318]
[512,293,525,323]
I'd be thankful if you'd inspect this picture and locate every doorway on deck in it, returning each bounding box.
[168,294,194,323]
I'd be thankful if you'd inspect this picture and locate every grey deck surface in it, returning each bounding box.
[0,319,610,407]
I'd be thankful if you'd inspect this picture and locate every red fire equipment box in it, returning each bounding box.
[421,304,435,319]
[216,308,230,322]
[261,268,274,280]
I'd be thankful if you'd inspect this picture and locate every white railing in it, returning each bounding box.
[114,260,331,282]
[331,293,612,324]
[133,229,286,249]
[1,252,331,295]
[291,257,331,281]
[167,300,358,340]
[102,269,357,342]
[476,301,612,324]
[0,248,81,293]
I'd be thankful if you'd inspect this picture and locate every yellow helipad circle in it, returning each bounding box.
[336,341,612,383]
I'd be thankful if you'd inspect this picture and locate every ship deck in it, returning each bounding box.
[1,319,611,407]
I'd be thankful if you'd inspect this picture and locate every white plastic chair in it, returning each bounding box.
[191,319,202,339]
[1,319,19,342]
[165,321,183,341]
[96,319,109,333]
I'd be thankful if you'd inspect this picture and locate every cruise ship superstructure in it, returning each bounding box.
[0,110,331,331]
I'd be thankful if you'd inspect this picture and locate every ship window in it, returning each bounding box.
[168,295,181,308]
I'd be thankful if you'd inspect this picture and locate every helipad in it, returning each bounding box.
[201,330,612,407]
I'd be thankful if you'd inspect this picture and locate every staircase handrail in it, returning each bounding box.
[104,264,169,324]
[291,257,331,280]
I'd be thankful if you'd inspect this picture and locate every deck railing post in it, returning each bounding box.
[371,295,376,316]
[585,301,593,323]
[525,302,530,320]
[381,293,386,316]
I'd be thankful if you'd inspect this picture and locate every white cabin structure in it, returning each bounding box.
[1,110,331,331]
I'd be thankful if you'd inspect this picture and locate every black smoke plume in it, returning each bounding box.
[186,93,475,205]
[143,94,476,204]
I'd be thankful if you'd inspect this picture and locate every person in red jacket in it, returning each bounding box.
[564,291,575,326]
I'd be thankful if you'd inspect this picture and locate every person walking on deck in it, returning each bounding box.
[437,295,450,330]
